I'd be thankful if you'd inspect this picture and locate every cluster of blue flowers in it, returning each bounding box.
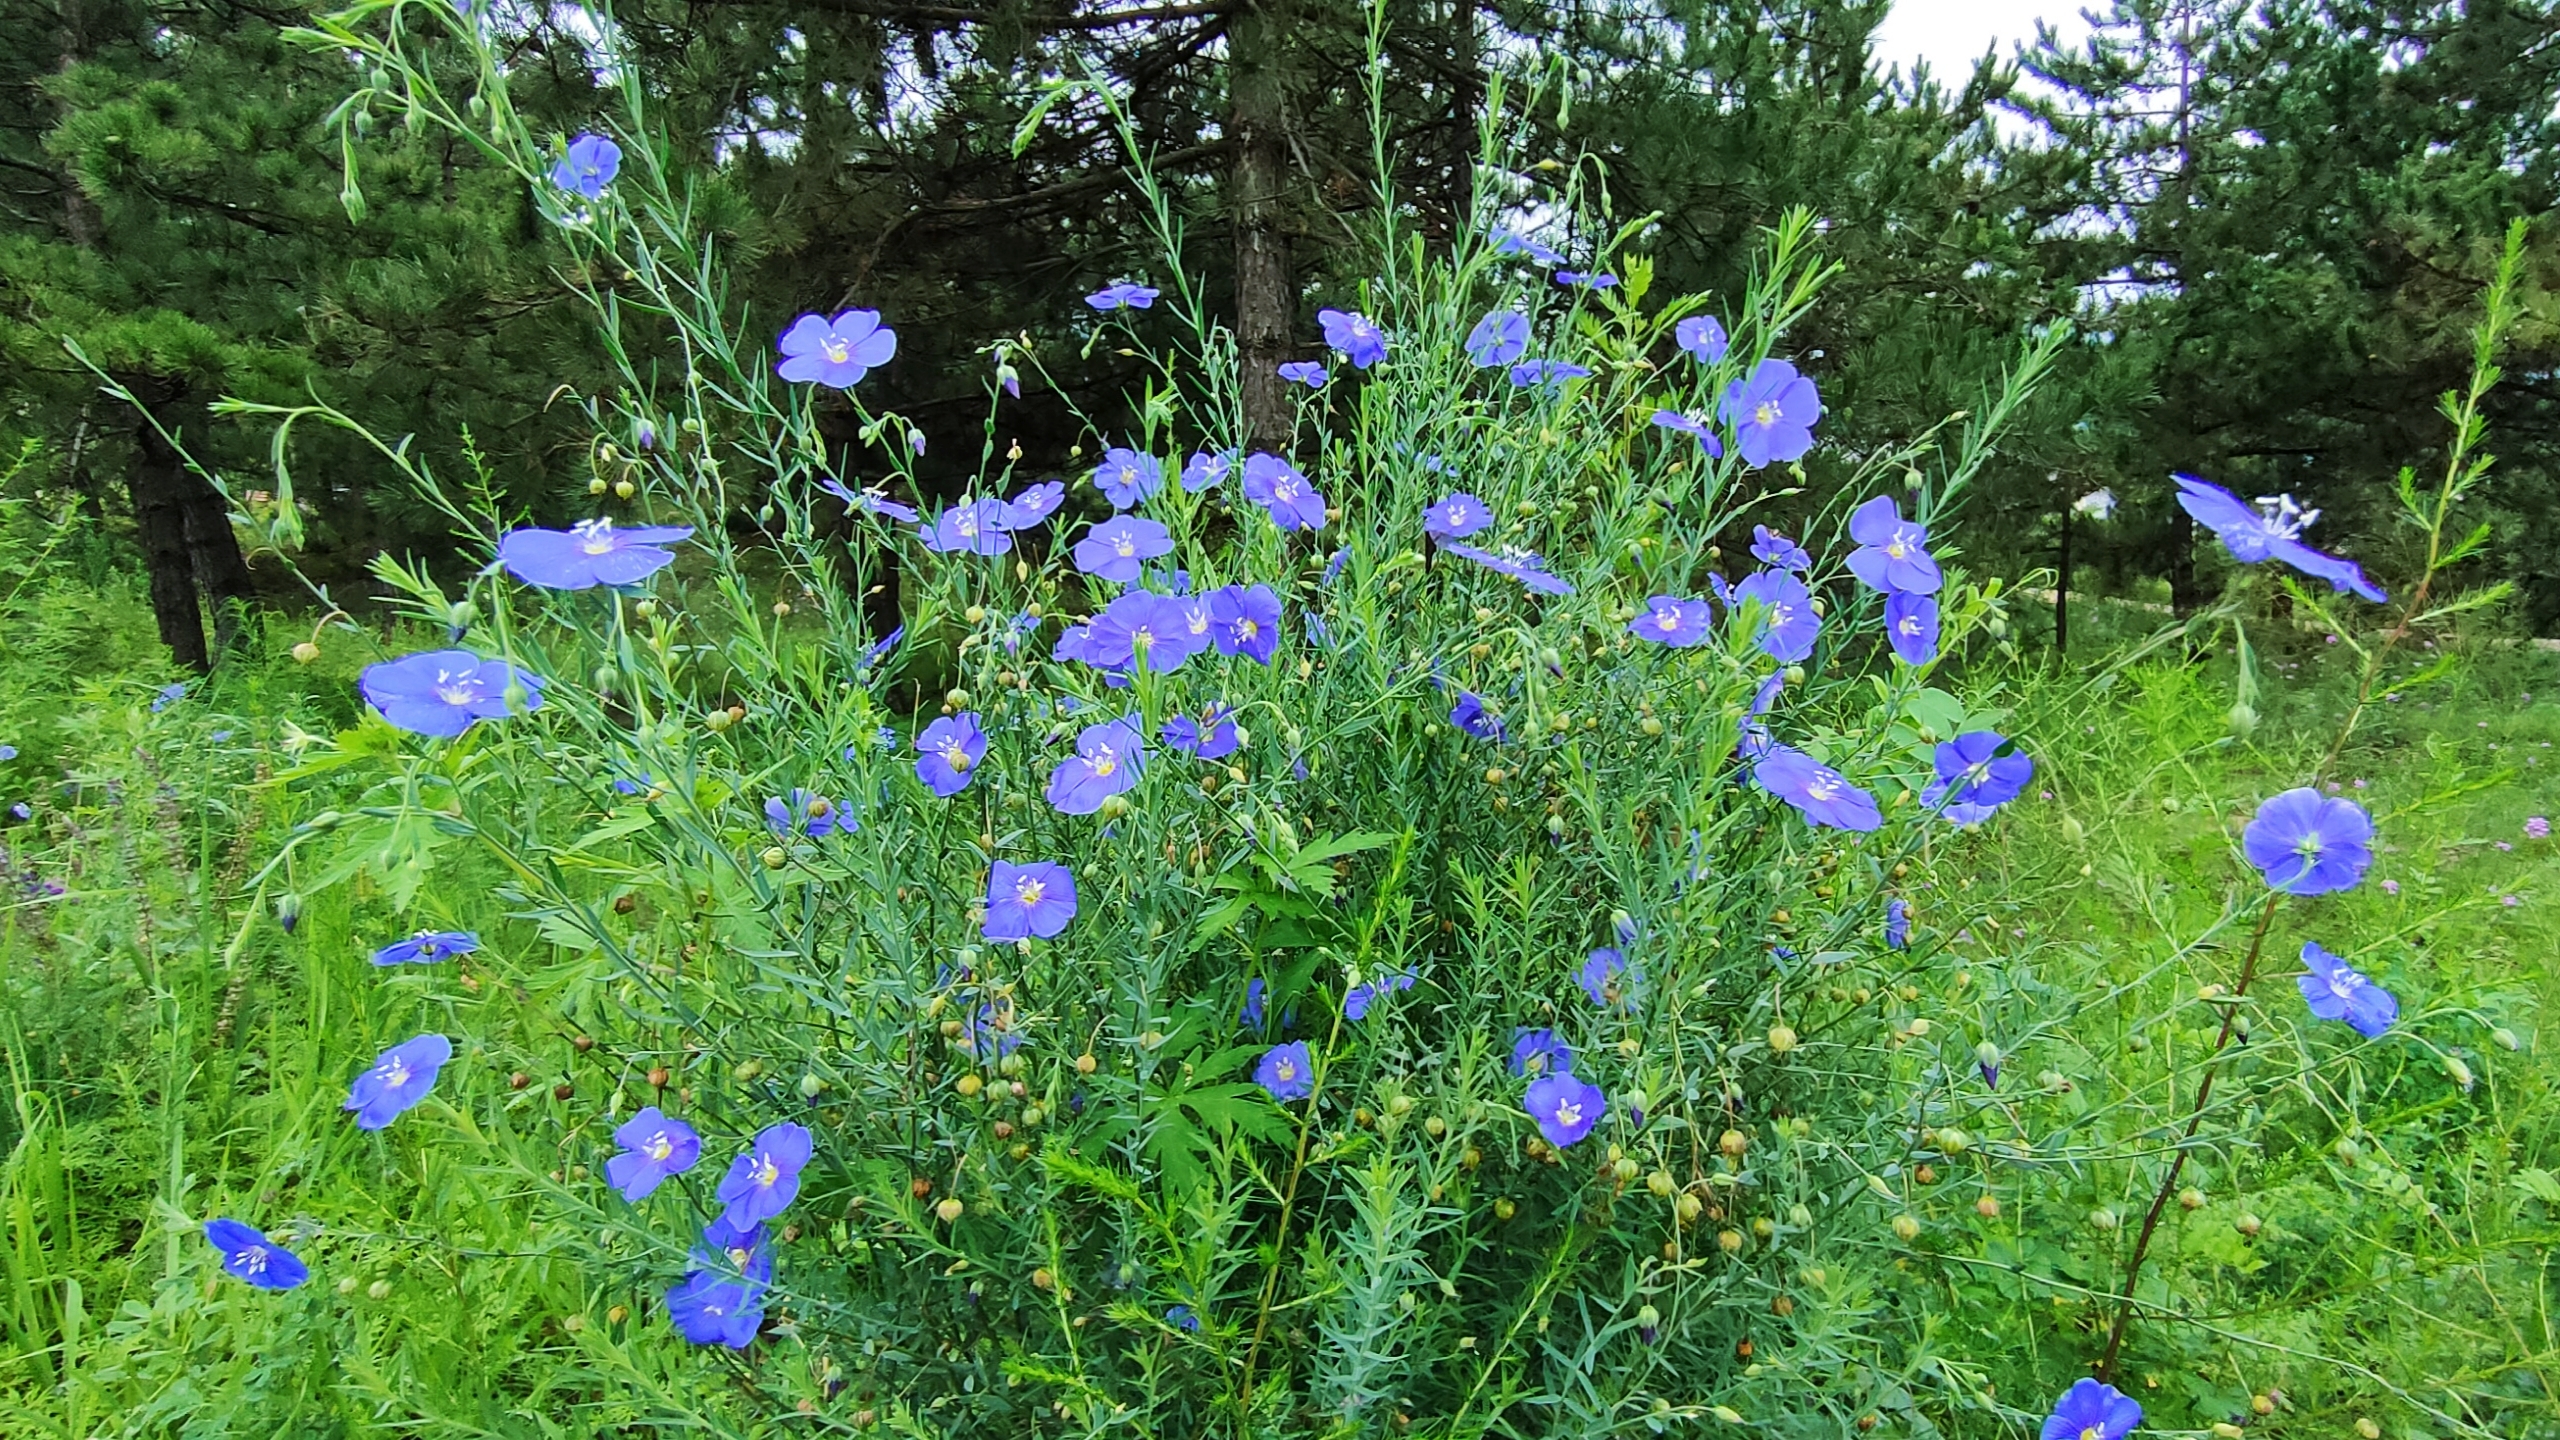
[216,181,2409,1437]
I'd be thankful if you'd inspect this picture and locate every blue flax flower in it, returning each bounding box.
[2242,787,2374,895]
[1256,1042,1315,1101]
[1181,450,1234,492]
[1074,516,1174,583]
[1047,714,1147,815]
[1737,670,1784,759]
[1886,897,1911,950]
[2175,474,2385,602]
[1492,230,1564,265]
[1751,525,1810,571]
[1090,592,1201,672]
[1086,282,1158,311]
[1242,453,1327,532]
[1440,541,1574,596]
[1753,746,1882,832]
[1425,493,1490,540]
[1509,1028,1573,1078]
[360,650,541,738]
[1525,1072,1605,1148]
[921,498,1014,556]
[764,789,846,837]
[666,1266,766,1349]
[370,930,477,966]
[1676,314,1729,364]
[1629,595,1714,647]
[1886,591,1940,666]
[203,1218,308,1290]
[345,1033,452,1130]
[1209,584,1282,664]
[1163,703,1240,760]
[1577,948,1643,1013]
[606,1107,702,1201]
[1240,979,1267,1032]
[1168,1304,1202,1332]
[1466,311,1530,368]
[2298,941,2398,1037]
[1650,409,1725,457]
[777,309,896,388]
[1277,361,1327,388]
[915,713,986,797]
[716,1121,814,1231]
[1845,496,1942,594]
[1091,447,1163,509]
[1318,308,1386,368]
[1554,270,1617,289]
[499,518,692,590]
[1732,570,1819,663]
[1922,731,2032,825]
[2040,1379,2141,1440]
[1344,969,1416,1020]
[1508,359,1591,390]
[984,860,1077,941]
[1450,691,1505,742]
[820,478,918,523]
[1004,480,1065,528]
[153,681,188,712]
[1720,358,1821,467]
[550,133,620,199]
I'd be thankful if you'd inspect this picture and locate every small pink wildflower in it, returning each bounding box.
[2527,816,2550,840]
[2381,879,2400,896]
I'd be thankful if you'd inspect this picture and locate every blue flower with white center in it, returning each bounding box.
[1073,516,1174,583]
[1629,595,1714,648]
[499,518,693,590]
[1845,495,1942,595]
[1525,1072,1604,1147]
[1046,715,1147,815]
[2297,941,2398,1038]
[2242,788,2374,895]
[359,651,542,738]
[550,133,620,199]
[715,1121,814,1231]
[776,309,896,388]
[203,1218,308,1290]
[370,930,478,966]
[1425,492,1490,540]
[1466,311,1529,367]
[1256,1042,1315,1101]
[1753,746,1882,832]
[605,1107,701,1201]
[1085,282,1158,311]
[915,713,986,798]
[1090,447,1163,509]
[1242,453,1326,531]
[1676,314,1728,364]
[345,1033,452,1130]
[2175,474,2384,601]
[1731,570,1819,663]
[1318,308,1386,368]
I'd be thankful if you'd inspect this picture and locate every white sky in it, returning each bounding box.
[1871,0,2095,84]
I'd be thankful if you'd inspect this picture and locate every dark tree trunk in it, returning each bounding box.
[1230,0,1295,456]
[2166,508,2202,616]
[125,377,254,671]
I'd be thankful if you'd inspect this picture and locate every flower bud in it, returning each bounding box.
[1075,1053,1097,1075]
[1647,1169,1676,1198]
[1891,1214,1920,1241]
[2089,1207,2119,1231]
[2236,1212,2263,1237]
[1676,1192,1704,1223]
[614,479,637,500]
[935,1197,965,1223]
[368,1280,393,1300]
[1636,1303,1660,1329]
[589,477,609,494]
[292,641,321,664]
[1766,1024,1798,1054]
[1975,1194,2000,1218]
[274,892,303,935]
[1493,1198,1516,1221]
[799,1073,825,1099]
[2179,1187,2207,1210]
[762,846,788,869]
[1717,1228,1744,1253]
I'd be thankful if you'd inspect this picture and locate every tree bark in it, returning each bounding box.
[1230,0,1295,456]
[126,377,255,671]
[128,379,210,671]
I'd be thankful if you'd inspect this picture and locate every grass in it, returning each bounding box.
[0,546,2553,1438]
